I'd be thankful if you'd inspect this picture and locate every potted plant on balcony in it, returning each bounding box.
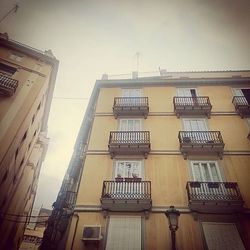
[132,173,142,182]
[115,174,123,182]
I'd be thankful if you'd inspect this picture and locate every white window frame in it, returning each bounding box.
[232,88,250,96]
[113,160,144,179]
[118,118,143,131]
[182,118,209,131]
[122,88,142,97]
[189,161,223,182]
[177,88,198,97]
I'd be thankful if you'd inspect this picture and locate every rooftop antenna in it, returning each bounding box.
[135,52,140,72]
[0,4,19,24]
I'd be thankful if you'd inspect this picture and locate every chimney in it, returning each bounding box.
[132,71,138,79]
[102,74,108,80]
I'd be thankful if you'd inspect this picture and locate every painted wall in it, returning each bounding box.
[65,212,207,250]
[68,81,250,249]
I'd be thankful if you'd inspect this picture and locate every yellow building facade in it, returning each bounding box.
[43,70,250,250]
[0,33,58,249]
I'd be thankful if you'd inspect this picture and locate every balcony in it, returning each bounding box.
[101,180,152,212]
[113,97,149,118]
[173,96,212,118]
[108,131,150,158]
[178,131,224,159]
[0,72,18,97]
[232,96,250,118]
[186,181,244,213]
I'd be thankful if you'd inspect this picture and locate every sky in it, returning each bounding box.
[0,0,250,209]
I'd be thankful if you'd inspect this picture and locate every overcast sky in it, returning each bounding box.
[0,0,250,209]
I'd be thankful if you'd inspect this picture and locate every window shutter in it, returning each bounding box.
[202,223,245,250]
[106,216,142,250]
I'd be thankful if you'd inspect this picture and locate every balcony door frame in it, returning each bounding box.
[182,118,209,131]
[189,161,223,182]
[122,88,142,97]
[233,88,250,104]
[177,87,198,97]
[118,118,143,131]
[113,160,144,179]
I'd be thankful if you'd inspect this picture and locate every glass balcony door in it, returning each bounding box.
[191,161,222,182]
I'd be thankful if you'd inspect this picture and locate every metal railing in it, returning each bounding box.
[101,180,151,200]
[0,72,18,96]
[109,131,150,144]
[174,96,211,107]
[232,96,249,107]
[114,97,148,107]
[186,181,243,202]
[179,131,224,144]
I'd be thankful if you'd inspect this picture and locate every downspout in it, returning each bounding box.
[70,213,79,250]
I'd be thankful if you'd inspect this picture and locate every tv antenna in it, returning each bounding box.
[0,4,19,24]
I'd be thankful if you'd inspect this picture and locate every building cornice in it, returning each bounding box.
[96,76,250,88]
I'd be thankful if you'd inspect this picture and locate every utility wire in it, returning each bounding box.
[0,212,51,218]
[1,214,70,223]
[2,218,49,223]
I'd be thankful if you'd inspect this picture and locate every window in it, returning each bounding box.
[1,170,8,185]
[122,89,142,97]
[0,62,17,75]
[119,119,142,131]
[32,114,35,124]
[177,88,197,97]
[22,131,27,142]
[20,157,24,167]
[233,88,250,104]
[106,216,142,250]
[191,161,222,182]
[15,148,19,161]
[115,160,142,178]
[183,118,208,131]
[202,222,245,250]
[37,102,41,111]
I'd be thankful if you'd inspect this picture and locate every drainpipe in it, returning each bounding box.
[70,213,79,250]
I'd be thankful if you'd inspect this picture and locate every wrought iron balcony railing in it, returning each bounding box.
[186,181,244,213]
[0,72,18,97]
[113,97,149,118]
[108,131,151,158]
[174,96,212,118]
[232,96,250,118]
[101,180,152,211]
[178,131,224,159]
